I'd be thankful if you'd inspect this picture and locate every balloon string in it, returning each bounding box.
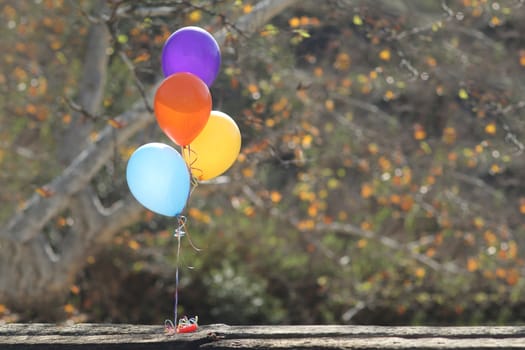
[165,216,201,334]
[182,145,204,187]
[185,226,201,253]
[173,215,186,325]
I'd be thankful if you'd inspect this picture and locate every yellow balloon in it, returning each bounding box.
[183,110,241,181]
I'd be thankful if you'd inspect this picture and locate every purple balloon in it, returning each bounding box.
[161,26,221,87]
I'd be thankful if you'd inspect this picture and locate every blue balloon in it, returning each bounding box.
[126,143,190,216]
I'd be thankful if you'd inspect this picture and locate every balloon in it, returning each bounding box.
[183,110,241,181]
[126,143,190,216]
[154,72,212,146]
[161,26,221,86]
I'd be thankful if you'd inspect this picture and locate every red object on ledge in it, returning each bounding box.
[176,316,198,334]
[176,323,198,333]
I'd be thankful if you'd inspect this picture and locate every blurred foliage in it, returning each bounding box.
[1,0,525,325]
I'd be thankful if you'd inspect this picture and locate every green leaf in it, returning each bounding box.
[458,88,469,100]
[117,34,128,44]
[293,28,310,38]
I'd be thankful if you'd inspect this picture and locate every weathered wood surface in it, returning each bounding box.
[1,323,525,349]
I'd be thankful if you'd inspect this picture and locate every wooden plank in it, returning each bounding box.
[1,324,525,349]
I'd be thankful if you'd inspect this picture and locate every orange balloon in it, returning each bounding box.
[154,72,212,146]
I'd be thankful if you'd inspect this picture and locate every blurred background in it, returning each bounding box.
[0,0,524,325]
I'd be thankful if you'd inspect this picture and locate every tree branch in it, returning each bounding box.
[2,97,152,243]
[213,0,298,44]
[317,221,462,274]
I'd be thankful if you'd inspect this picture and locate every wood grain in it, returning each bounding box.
[2,324,525,349]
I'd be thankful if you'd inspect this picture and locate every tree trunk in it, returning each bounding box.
[0,0,111,317]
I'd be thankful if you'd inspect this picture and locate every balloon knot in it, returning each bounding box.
[174,215,187,238]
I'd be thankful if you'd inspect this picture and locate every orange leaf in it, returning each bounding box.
[455,305,464,315]
[302,134,313,148]
[108,118,126,129]
[496,268,506,279]
[272,97,288,112]
[467,257,479,272]
[360,221,372,230]
[307,243,316,253]
[484,230,497,245]
[400,195,414,211]
[56,216,67,227]
[64,304,76,314]
[70,285,80,295]
[242,167,254,178]
[490,163,502,174]
[413,124,426,140]
[384,90,395,101]
[297,219,315,231]
[243,206,255,217]
[360,183,374,199]
[62,113,72,124]
[300,16,309,26]
[26,104,37,115]
[490,16,501,27]
[378,156,391,171]
[397,305,407,315]
[243,140,269,154]
[35,186,54,198]
[265,118,275,127]
[473,217,485,229]
[426,175,436,185]
[379,49,391,61]
[485,122,496,135]
[133,52,150,63]
[390,194,401,204]
[415,267,426,278]
[270,191,282,203]
[243,4,253,14]
[307,204,318,217]
[324,99,334,111]
[426,56,437,67]
[508,241,518,259]
[506,269,519,286]
[289,17,300,28]
[128,240,140,250]
[367,143,379,155]
[89,132,100,142]
[442,127,456,144]
[333,52,351,71]
[342,78,352,87]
